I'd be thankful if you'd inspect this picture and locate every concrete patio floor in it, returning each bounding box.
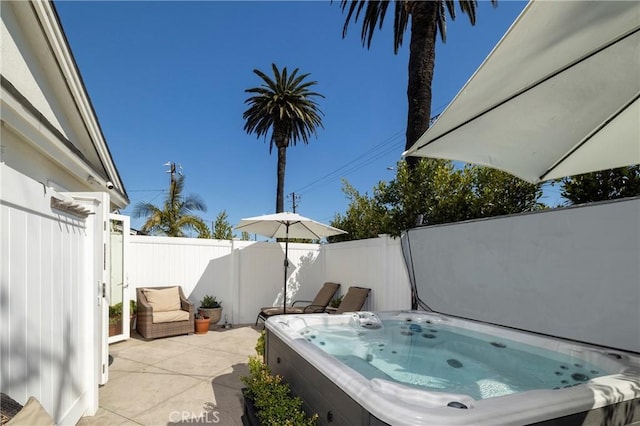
[77,326,261,426]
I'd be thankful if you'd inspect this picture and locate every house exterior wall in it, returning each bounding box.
[127,235,412,325]
[1,123,90,192]
[1,1,71,140]
[1,1,128,208]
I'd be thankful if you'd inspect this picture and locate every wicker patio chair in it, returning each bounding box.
[1,393,22,425]
[137,286,194,339]
[1,394,54,425]
[255,282,341,326]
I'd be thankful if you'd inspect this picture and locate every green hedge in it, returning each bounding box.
[241,357,317,426]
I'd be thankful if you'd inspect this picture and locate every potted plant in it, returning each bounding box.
[108,302,123,336]
[329,295,343,310]
[194,311,210,334]
[198,295,222,327]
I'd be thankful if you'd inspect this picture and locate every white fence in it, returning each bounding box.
[128,235,413,325]
[129,198,639,353]
[0,165,104,425]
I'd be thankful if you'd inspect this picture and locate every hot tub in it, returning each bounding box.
[265,311,640,425]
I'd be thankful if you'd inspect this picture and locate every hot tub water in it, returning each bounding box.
[298,313,611,401]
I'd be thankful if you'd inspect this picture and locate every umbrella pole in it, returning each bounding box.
[283,223,289,314]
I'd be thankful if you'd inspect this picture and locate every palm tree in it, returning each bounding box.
[339,1,494,166]
[243,63,324,213]
[132,174,211,238]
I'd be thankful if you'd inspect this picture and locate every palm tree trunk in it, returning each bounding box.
[276,145,287,212]
[405,2,438,168]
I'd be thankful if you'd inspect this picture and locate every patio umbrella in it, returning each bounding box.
[235,212,347,313]
[403,1,640,183]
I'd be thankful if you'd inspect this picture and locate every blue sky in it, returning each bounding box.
[55,0,553,232]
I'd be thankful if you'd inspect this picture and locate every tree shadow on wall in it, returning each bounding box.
[190,242,325,323]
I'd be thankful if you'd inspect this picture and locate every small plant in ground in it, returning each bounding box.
[200,295,221,308]
[241,357,317,426]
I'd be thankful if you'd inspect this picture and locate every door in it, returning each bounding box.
[108,214,130,344]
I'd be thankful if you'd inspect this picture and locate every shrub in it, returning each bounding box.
[255,330,265,359]
[241,357,317,426]
[109,302,122,317]
[200,295,221,308]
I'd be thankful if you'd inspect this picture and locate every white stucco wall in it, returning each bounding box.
[406,198,640,353]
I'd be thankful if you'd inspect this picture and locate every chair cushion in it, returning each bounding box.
[260,306,306,316]
[143,287,181,312]
[6,397,54,426]
[153,310,189,323]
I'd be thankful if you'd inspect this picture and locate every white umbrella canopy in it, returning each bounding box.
[235,212,347,240]
[403,1,640,184]
[235,212,347,312]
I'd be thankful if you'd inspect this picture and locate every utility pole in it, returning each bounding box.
[164,162,177,183]
[287,192,301,213]
[164,162,182,187]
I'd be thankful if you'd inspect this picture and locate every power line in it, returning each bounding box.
[292,130,404,195]
[290,105,450,197]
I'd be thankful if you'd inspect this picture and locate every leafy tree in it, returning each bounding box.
[331,180,391,242]
[383,159,472,232]
[468,165,545,217]
[330,160,544,240]
[339,0,495,164]
[132,174,210,238]
[560,165,640,205]
[240,231,251,241]
[243,63,324,212]
[212,210,234,240]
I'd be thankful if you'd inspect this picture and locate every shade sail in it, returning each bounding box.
[404,1,640,183]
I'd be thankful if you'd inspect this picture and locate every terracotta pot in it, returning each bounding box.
[198,307,222,326]
[195,317,210,334]
[109,319,122,337]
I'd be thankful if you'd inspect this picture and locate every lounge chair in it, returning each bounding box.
[330,286,371,314]
[255,282,340,326]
